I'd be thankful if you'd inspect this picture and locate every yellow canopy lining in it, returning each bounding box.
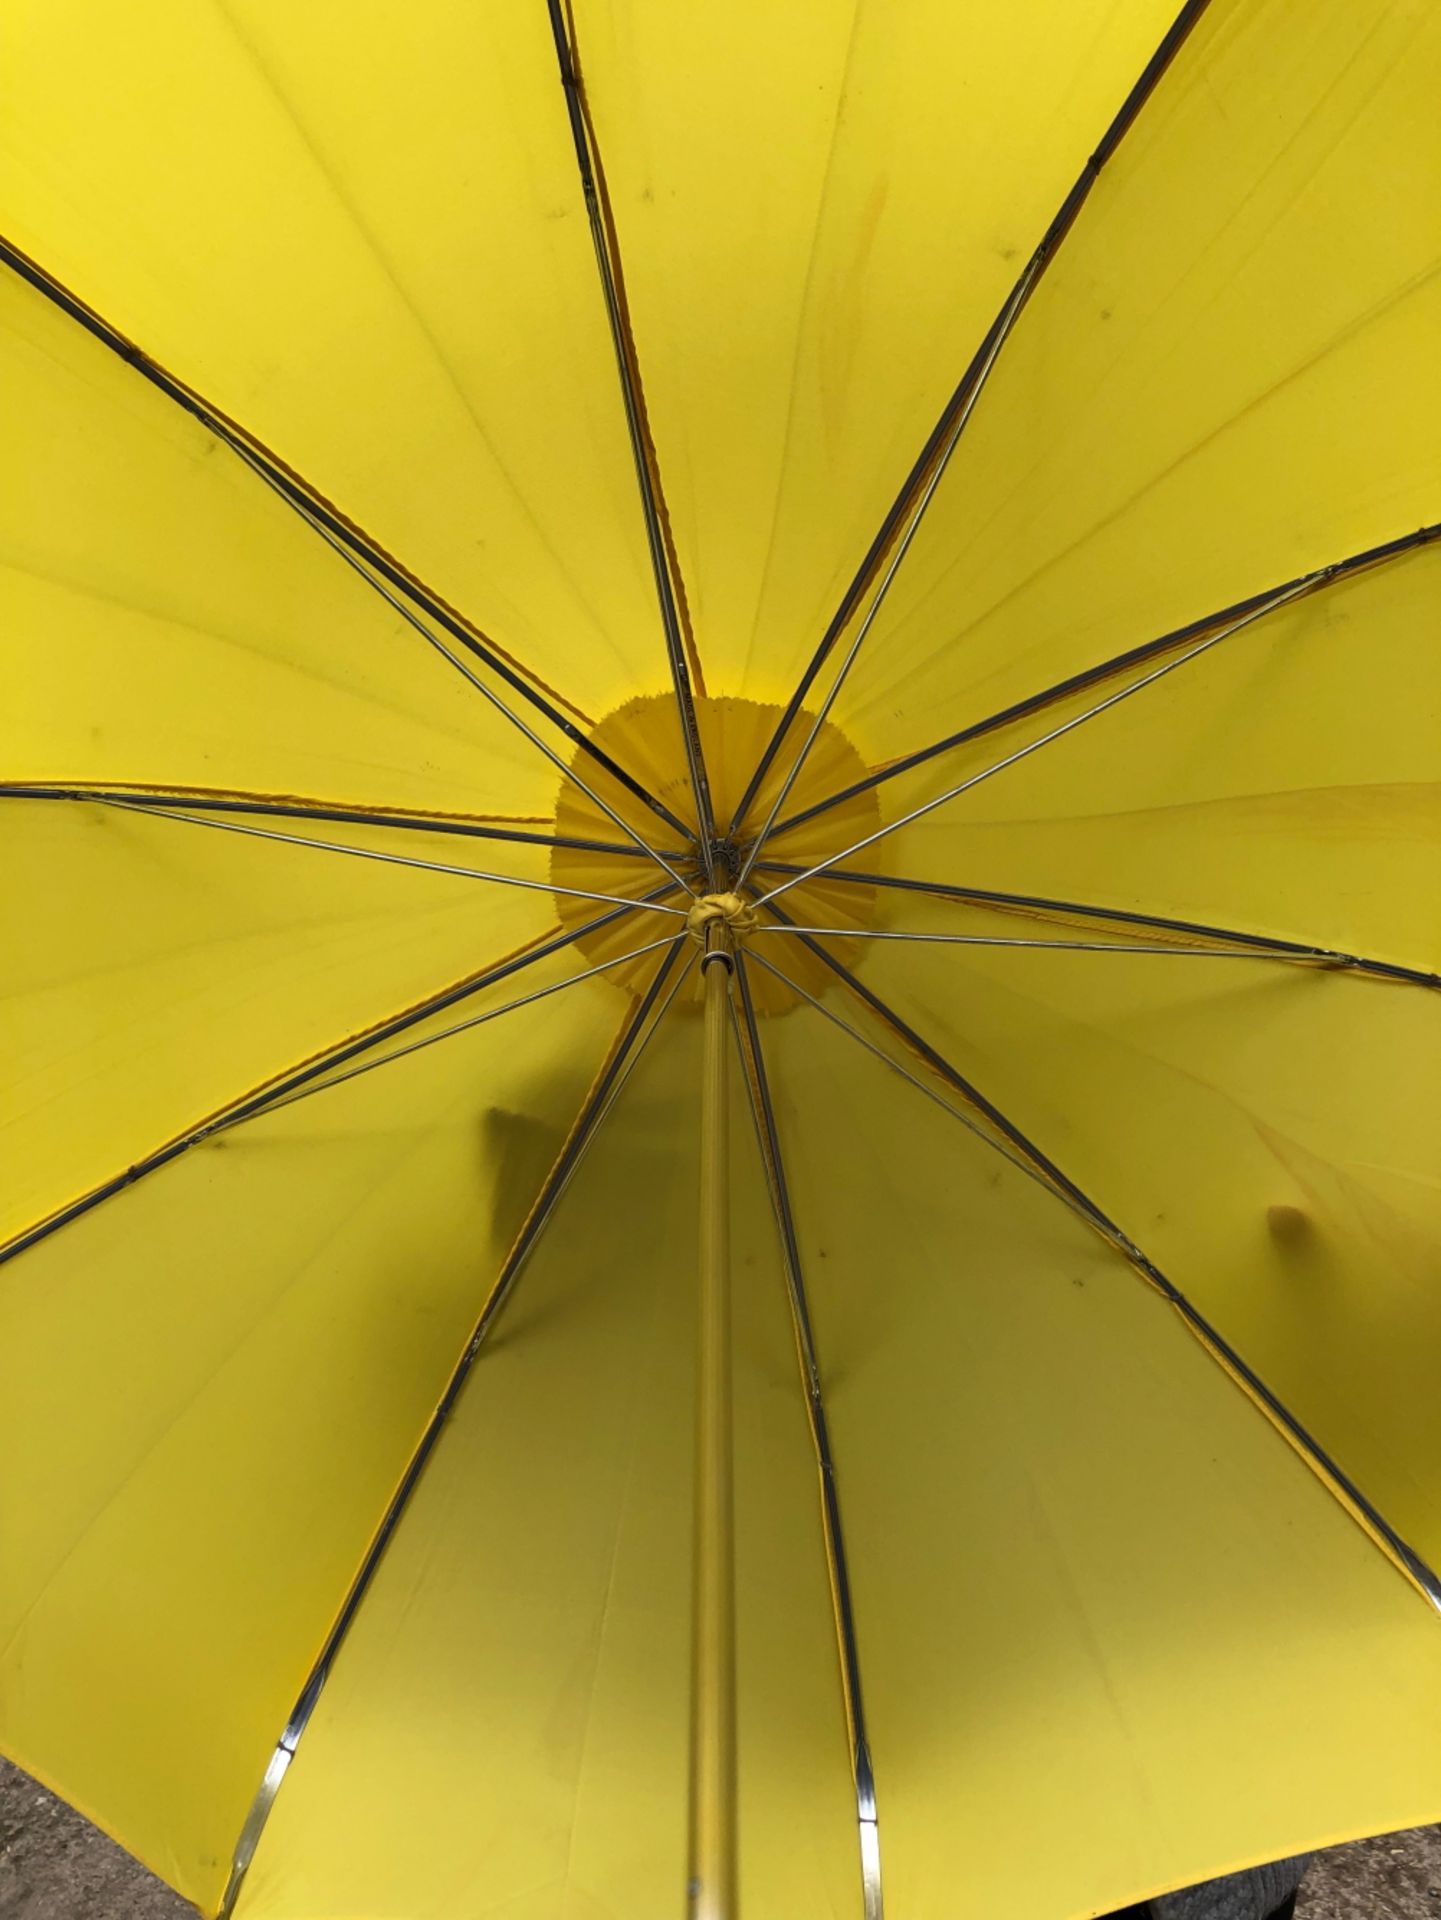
[0,0,670,723]
[1,0,1438,1914]
[0,0,1205,731]
[751,533,1441,985]
[569,0,1205,717]
[819,0,1441,784]
[0,256,561,819]
[0,944,681,1899]
[231,1009,1441,1920]
[0,235,702,853]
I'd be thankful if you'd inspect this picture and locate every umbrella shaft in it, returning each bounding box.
[689,945,738,1919]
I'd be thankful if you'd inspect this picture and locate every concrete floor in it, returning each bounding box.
[0,1762,188,1920]
[1,1756,1438,1917]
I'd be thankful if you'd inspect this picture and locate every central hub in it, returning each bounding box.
[551,691,886,1014]
[685,891,757,949]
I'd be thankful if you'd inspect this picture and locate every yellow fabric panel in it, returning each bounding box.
[236,1015,860,1920]
[838,537,1441,974]
[0,262,553,815]
[811,910,1441,1566]
[0,3,1435,1915]
[0,795,620,1243]
[778,542,1441,1574]
[574,0,1182,700]
[753,1002,1441,1916]
[0,973,637,1911]
[0,0,661,718]
[240,985,1441,1920]
[834,0,1441,770]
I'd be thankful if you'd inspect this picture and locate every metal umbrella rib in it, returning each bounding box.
[91,797,690,917]
[748,919,1441,1615]
[732,260,1039,884]
[746,861,1441,988]
[760,522,1440,847]
[730,952,884,1918]
[752,574,1322,912]
[0,783,666,860]
[0,233,695,850]
[216,433,697,893]
[215,938,694,1920]
[749,925,1334,961]
[544,0,718,858]
[750,895,1127,1231]
[727,0,1216,838]
[0,887,677,1269]
[742,945,1076,1206]
[215,935,682,1129]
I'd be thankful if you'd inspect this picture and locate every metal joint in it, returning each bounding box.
[702,925,735,973]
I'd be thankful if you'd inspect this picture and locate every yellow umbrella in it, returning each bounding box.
[2,2,1439,1917]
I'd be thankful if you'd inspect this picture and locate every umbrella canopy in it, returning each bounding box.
[3,3,1440,1917]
